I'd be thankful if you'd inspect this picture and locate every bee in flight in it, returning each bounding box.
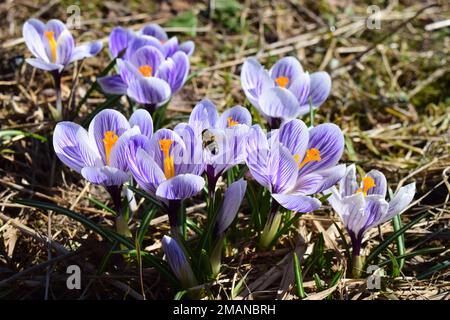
[202,129,219,155]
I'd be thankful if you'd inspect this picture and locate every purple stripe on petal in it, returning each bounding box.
[188,99,219,135]
[309,71,331,107]
[129,148,165,195]
[245,125,271,189]
[23,21,49,62]
[162,37,179,58]
[26,18,46,36]
[127,77,171,106]
[313,164,346,193]
[269,56,304,84]
[278,119,309,157]
[56,30,74,65]
[340,192,366,237]
[117,59,141,86]
[299,123,344,175]
[140,24,168,41]
[363,195,389,230]
[240,57,273,108]
[289,72,311,113]
[365,170,387,197]
[272,193,321,213]
[384,182,415,222]
[130,46,164,72]
[109,26,131,58]
[126,35,163,60]
[129,109,153,139]
[268,143,298,194]
[70,41,103,62]
[88,109,130,164]
[53,121,101,173]
[157,51,189,94]
[217,106,252,129]
[179,41,195,56]
[340,164,358,197]
[156,174,205,200]
[45,19,67,39]
[97,75,128,95]
[174,123,204,176]
[258,87,300,119]
[108,126,141,171]
[81,166,129,187]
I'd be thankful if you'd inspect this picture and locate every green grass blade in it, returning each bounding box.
[293,252,305,299]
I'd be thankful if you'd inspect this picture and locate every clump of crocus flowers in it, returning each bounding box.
[17,16,419,294]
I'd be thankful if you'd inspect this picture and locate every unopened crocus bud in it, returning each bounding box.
[214,178,247,237]
[161,235,197,288]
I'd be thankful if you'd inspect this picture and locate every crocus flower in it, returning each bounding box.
[126,126,205,234]
[109,24,195,60]
[53,108,153,207]
[326,164,416,274]
[23,18,102,73]
[210,178,247,275]
[240,57,331,128]
[162,235,197,288]
[187,99,252,194]
[98,45,189,112]
[245,119,345,247]
[23,18,102,117]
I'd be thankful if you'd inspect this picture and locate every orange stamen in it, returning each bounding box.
[45,31,57,63]
[159,139,175,179]
[227,117,239,127]
[138,65,153,77]
[296,148,321,169]
[356,176,376,196]
[103,131,119,165]
[275,76,289,88]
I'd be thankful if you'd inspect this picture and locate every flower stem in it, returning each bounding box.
[106,185,131,238]
[168,200,182,239]
[52,71,63,120]
[352,255,365,278]
[259,200,281,249]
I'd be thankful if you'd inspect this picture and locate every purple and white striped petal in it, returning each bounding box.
[126,35,163,60]
[140,24,168,41]
[70,41,103,62]
[23,21,49,62]
[174,123,204,176]
[127,77,171,106]
[81,166,129,187]
[179,41,195,56]
[289,73,311,114]
[258,87,300,120]
[129,109,153,139]
[383,182,416,223]
[97,75,128,95]
[156,174,205,200]
[245,125,271,190]
[340,164,358,197]
[45,19,67,39]
[157,51,189,94]
[149,128,186,174]
[365,170,387,197]
[299,123,344,175]
[269,56,304,86]
[363,195,389,230]
[108,126,141,171]
[56,30,74,65]
[161,37,179,58]
[161,235,197,288]
[215,178,247,235]
[88,109,130,164]
[240,57,273,107]
[268,143,298,194]
[188,99,219,135]
[53,122,101,173]
[25,58,63,72]
[109,26,131,58]
[309,71,331,107]
[117,59,141,86]
[217,105,252,129]
[272,193,321,213]
[277,119,309,157]
[129,148,165,195]
[130,46,165,72]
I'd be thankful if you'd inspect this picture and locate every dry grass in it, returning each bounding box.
[0,0,449,300]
